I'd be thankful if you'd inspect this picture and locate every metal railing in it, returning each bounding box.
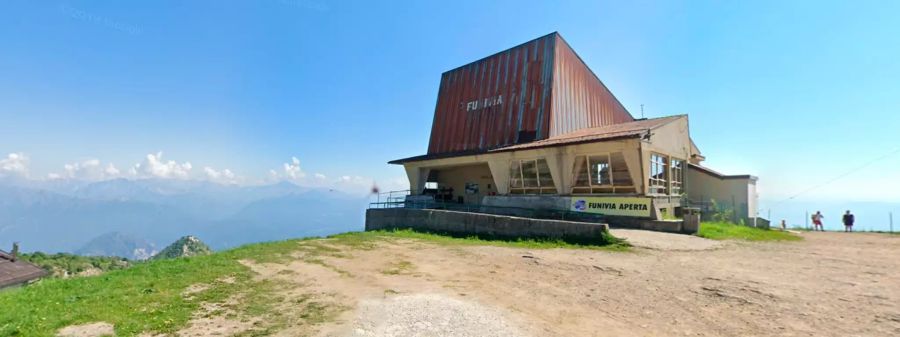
[369,191,607,223]
[373,189,411,208]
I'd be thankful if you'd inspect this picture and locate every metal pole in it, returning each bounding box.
[891,212,894,233]
[805,210,809,230]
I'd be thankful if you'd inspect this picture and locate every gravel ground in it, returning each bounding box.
[609,228,724,251]
[234,231,900,337]
[349,294,524,337]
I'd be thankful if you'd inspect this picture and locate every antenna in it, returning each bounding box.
[640,104,645,118]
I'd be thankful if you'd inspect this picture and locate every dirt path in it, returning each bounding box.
[234,231,899,337]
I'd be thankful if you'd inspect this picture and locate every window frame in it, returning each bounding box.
[508,158,557,195]
[670,158,684,196]
[570,152,637,195]
[648,153,669,195]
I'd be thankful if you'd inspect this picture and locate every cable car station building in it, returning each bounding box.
[389,33,758,225]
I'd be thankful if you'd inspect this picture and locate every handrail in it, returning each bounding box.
[368,199,607,224]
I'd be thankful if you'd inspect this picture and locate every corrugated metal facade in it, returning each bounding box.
[550,36,633,137]
[427,34,556,154]
[426,33,633,155]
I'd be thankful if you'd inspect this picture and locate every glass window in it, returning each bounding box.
[509,159,556,194]
[589,155,611,185]
[649,153,668,195]
[610,153,632,186]
[671,158,684,195]
[509,161,523,188]
[573,156,590,187]
[521,160,539,187]
[536,159,554,188]
[571,152,636,194]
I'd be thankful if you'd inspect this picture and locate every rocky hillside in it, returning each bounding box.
[75,232,158,260]
[151,235,212,260]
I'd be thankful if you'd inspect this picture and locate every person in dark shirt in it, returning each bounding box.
[842,210,855,232]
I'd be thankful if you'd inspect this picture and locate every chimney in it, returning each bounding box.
[11,242,19,262]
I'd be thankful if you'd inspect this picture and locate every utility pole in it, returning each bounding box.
[891,212,894,233]
[805,210,809,230]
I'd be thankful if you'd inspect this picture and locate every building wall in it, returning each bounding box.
[404,138,644,199]
[639,117,693,195]
[550,36,634,137]
[426,163,495,204]
[427,34,556,154]
[686,167,757,221]
[366,208,610,241]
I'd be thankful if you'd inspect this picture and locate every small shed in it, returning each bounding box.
[0,247,47,289]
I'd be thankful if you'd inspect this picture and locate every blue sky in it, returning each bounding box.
[2,1,899,220]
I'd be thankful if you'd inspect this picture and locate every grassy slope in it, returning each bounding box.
[0,229,625,336]
[698,222,802,241]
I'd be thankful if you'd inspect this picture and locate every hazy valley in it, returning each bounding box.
[0,178,368,259]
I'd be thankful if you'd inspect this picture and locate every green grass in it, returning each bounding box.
[0,229,626,336]
[331,228,630,251]
[698,222,802,241]
[0,238,319,337]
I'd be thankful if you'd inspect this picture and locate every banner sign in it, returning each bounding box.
[570,197,653,217]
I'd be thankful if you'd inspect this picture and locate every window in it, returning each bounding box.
[509,161,523,189]
[610,153,636,193]
[670,158,684,195]
[509,159,557,194]
[571,153,636,194]
[649,153,668,195]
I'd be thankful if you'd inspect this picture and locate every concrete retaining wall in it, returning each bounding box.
[366,208,609,241]
[605,216,697,234]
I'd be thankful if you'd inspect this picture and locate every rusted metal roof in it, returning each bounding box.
[428,33,557,154]
[550,35,633,137]
[0,250,47,288]
[491,115,684,152]
[425,32,634,156]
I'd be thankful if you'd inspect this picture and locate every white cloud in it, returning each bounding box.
[4,152,405,196]
[105,163,120,176]
[45,158,122,181]
[203,166,238,184]
[0,153,29,177]
[61,158,119,180]
[131,152,192,179]
[283,156,305,179]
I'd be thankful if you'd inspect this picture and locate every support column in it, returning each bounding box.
[487,157,511,195]
[624,146,645,195]
[404,166,431,195]
[544,149,570,195]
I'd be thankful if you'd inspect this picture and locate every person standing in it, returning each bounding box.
[842,210,855,232]
[812,211,825,231]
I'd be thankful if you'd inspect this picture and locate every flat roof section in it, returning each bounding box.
[390,115,685,164]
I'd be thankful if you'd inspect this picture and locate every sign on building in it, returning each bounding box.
[570,197,652,217]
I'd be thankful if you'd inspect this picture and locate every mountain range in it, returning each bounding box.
[0,178,370,257]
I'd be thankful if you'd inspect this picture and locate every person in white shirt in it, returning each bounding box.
[812,211,825,231]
